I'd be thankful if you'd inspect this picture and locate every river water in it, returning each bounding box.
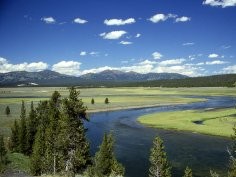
[85,96,236,177]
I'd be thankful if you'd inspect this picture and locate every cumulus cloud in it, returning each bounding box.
[205,60,228,65]
[159,59,186,66]
[208,53,219,58]
[0,57,48,73]
[80,51,87,56]
[222,65,236,73]
[153,65,203,77]
[135,33,141,38]
[90,51,99,56]
[81,66,114,75]
[152,52,163,59]
[148,13,190,23]
[74,17,88,24]
[119,41,133,45]
[148,14,168,23]
[175,16,191,22]
[80,58,201,77]
[41,17,56,24]
[100,31,127,40]
[52,61,81,76]
[203,0,236,7]
[104,18,135,26]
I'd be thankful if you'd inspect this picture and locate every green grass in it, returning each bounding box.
[7,153,31,173]
[0,87,208,137]
[1,87,235,137]
[138,108,236,137]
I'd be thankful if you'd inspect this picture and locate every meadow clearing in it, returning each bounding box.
[138,108,236,137]
[0,87,235,137]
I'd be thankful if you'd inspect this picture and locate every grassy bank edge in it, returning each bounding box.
[137,108,236,138]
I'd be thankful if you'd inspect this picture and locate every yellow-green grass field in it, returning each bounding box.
[0,87,235,136]
[138,108,236,137]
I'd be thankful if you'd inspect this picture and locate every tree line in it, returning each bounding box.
[8,87,122,177]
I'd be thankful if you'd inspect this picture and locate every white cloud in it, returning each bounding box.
[153,65,203,77]
[74,17,88,24]
[138,60,157,65]
[148,13,185,23]
[175,16,191,22]
[0,57,48,73]
[120,41,133,45]
[148,14,168,23]
[90,51,99,56]
[104,18,135,26]
[80,51,87,56]
[205,60,228,65]
[41,17,56,24]
[152,52,163,59]
[80,58,200,76]
[183,42,194,46]
[81,66,114,75]
[159,59,186,66]
[208,53,219,58]
[135,33,141,38]
[203,0,236,8]
[52,61,81,76]
[100,31,127,40]
[222,65,236,73]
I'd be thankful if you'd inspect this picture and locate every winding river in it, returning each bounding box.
[85,96,236,177]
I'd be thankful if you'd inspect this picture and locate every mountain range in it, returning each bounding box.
[0,70,187,86]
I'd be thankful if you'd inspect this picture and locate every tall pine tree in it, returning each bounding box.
[30,101,50,175]
[19,101,27,154]
[44,91,62,174]
[91,133,125,177]
[10,120,20,152]
[26,101,37,155]
[58,87,90,176]
[149,136,171,177]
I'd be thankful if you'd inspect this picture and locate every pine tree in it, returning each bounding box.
[10,120,20,152]
[58,87,90,175]
[0,135,7,165]
[149,136,171,177]
[44,91,61,174]
[92,133,125,177]
[26,101,37,155]
[183,166,192,177]
[91,98,95,104]
[5,106,10,116]
[30,100,49,175]
[105,98,109,104]
[19,101,27,154]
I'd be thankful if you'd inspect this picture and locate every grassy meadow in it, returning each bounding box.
[0,86,235,136]
[138,108,236,137]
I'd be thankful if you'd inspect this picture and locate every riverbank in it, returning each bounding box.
[138,108,236,137]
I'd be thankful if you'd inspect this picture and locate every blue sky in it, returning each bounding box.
[0,0,236,76]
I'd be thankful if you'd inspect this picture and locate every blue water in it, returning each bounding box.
[85,96,236,177]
